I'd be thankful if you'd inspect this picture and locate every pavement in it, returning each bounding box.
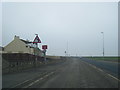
[2,57,119,88]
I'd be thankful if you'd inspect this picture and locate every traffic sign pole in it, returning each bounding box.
[33,34,41,68]
[42,45,48,64]
[43,49,46,64]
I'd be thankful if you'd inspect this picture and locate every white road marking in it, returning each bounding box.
[107,74,120,82]
[23,77,45,88]
[12,72,47,88]
[40,77,43,80]
[97,68,104,72]
[88,63,103,72]
[44,74,49,77]
[12,80,30,88]
[27,82,34,87]
[82,60,120,81]
[24,71,54,88]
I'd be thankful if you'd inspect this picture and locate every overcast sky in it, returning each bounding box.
[2,2,118,56]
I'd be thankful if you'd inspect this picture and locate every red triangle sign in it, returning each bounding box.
[33,35,41,43]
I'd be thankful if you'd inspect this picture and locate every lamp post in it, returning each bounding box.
[67,42,68,57]
[101,32,104,59]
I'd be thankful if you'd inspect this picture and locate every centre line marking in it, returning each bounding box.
[24,71,54,88]
[12,72,48,88]
[12,80,30,88]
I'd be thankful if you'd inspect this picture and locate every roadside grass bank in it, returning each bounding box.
[84,57,119,63]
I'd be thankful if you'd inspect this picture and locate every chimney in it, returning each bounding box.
[14,35,20,40]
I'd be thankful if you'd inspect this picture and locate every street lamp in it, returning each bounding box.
[101,32,104,59]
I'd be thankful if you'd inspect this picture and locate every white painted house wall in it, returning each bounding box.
[4,36,32,53]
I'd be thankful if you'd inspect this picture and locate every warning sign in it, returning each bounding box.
[33,35,41,43]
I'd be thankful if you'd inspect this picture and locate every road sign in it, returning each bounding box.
[42,45,47,50]
[33,35,41,43]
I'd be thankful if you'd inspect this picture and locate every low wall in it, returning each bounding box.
[46,55,61,60]
[2,53,64,74]
[2,53,44,74]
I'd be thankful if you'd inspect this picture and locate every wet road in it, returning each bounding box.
[2,57,119,88]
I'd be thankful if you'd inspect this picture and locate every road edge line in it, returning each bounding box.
[81,60,120,82]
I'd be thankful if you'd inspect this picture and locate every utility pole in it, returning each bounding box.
[101,32,104,59]
[67,42,68,57]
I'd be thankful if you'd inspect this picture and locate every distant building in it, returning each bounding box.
[3,35,42,56]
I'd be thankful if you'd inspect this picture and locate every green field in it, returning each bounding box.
[85,57,119,62]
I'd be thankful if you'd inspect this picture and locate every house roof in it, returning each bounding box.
[20,39,32,44]
[20,39,39,49]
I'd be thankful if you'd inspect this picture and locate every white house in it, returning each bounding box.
[3,35,42,56]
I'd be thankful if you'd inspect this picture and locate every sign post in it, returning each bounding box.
[33,34,41,68]
[42,45,48,64]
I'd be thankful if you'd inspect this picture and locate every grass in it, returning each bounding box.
[86,57,119,62]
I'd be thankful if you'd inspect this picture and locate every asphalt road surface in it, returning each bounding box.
[81,58,119,78]
[2,57,119,88]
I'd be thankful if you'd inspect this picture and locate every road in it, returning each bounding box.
[2,57,119,88]
[81,57,119,78]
